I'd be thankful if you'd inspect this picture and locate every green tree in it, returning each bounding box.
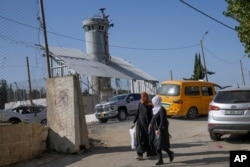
[183,53,205,80]
[224,0,250,55]
[192,53,205,80]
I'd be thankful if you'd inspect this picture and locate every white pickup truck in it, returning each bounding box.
[95,93,141,123]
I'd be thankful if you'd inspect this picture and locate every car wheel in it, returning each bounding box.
[209,132,221,141]
[187,107,198,119]
[118,109,127,121]
[41,119,47,126]
[9,118,21,124]
[99,119,108,123]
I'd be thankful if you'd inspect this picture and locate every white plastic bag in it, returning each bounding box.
[129,127,136,149]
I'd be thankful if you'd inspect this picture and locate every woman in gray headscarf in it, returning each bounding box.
[149,95,174,165]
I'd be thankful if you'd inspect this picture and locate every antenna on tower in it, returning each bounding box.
[99,8,106,18]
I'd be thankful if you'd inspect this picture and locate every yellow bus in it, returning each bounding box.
[157,80,221,119]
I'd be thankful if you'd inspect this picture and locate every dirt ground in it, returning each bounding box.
[11,116,250,167]
[87,118,134,147]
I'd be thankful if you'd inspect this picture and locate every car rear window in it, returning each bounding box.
[214,90,250,103]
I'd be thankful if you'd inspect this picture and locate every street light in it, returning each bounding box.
[200,31,209,81]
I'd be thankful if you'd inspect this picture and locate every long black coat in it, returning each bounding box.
[133,102,153,154]
[150,106,170,151]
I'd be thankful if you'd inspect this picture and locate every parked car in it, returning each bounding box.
[0,105,47,126]
[208,86,250,141]
[95,93,142,123]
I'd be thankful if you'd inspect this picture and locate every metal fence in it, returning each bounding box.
[0,0,47,108]
[0,0,157,109]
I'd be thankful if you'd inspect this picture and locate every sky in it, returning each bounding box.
[42,0,250,87]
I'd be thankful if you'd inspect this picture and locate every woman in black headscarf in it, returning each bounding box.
[149,95,174,165]
[131,92,155,160]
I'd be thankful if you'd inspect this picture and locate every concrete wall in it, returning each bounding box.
[0,123,48,166]
[82,94,100,114]
[46,75,89,153]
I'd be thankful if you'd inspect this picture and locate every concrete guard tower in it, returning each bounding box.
[83,8,114,100]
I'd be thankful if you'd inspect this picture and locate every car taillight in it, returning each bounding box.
[208,123,215,128]
[209,105,220,111]
[173,99,183,104]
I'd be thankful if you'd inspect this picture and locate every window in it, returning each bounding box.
[185,86,200,96]
[134,94,141,100]
[128,95,135,102]
[157,84,180,96]
[214,90,250,103]
[98,25,104,31]
[33,107,43,113]
[202,86,213,96]
[18,107,31,114]
[84,26,89,32]
[110,95,126,101]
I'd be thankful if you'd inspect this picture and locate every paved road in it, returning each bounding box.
[12,116,250,167]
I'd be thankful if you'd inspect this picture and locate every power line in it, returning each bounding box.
[0,34,37,48]
[1,15,200,51]
[204,46,238,64]
[109,44,200,51]
[0,15,38,30]
[179,0,236,31]
[46,28,200,51]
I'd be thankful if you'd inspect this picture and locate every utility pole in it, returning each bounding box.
[200,31,209,81]
[240,55,246,86]
[170,70,173,80]
[240,60,245,86]
[39,0,51,78]
[26,57,33,104]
